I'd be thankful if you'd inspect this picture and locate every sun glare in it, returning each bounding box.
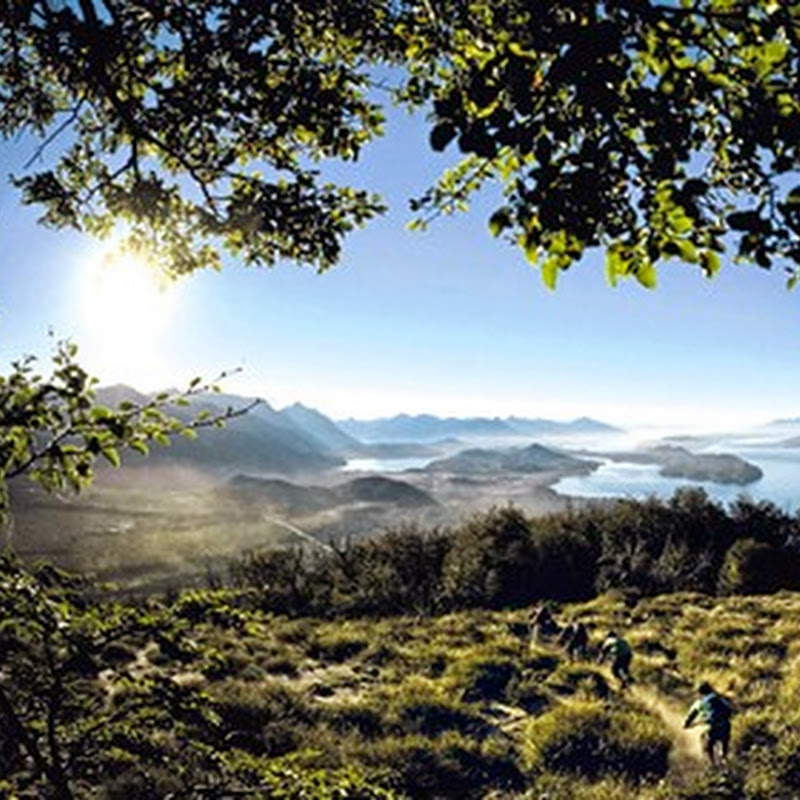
[76,250,178,388]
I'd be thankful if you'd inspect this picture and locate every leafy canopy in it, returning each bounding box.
[2,0,800,289]
[1,0,393,272]
[401,0,800,288]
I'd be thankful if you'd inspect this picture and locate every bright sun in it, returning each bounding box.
[76,250,178,388]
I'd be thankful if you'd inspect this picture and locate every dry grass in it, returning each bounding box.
[79,589,800,797]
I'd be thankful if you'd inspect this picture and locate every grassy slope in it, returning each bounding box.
[114,590,800,799]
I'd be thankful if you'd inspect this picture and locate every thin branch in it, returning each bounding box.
[23,100,86,170]
[79,150,137,205]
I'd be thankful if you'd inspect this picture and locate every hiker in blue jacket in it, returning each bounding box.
[684,681,733,766]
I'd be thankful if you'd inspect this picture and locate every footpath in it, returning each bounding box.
[628,684,707,777]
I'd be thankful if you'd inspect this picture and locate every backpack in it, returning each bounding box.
[703,693,732,724]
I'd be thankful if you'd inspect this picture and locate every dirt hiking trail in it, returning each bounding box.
[629,684,707,776]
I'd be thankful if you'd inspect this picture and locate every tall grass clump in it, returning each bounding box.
[521,699,670,785]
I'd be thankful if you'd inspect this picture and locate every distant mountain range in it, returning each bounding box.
[337,414,620,442]
[769,417,800,426]
[97,387,347,476]
[94,385,621,477]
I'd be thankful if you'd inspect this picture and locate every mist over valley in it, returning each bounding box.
[10,386,797,591]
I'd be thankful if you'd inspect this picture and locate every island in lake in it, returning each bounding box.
[598,445,763,485]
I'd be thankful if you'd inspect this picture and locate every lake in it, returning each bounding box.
[340,434,800,514]
[553,444,800,513]
[340,456,433,473]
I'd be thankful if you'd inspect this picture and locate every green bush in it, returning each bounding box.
[774,731,800,791]
[545,665,611,700]
[328,525,450,616]
[509,676,551,714]
[223,751,394,799]
[393,698,491,739]
[522,700,670,784]
[439,506,536,609]
[675,771,745,800]
[226,495,800,620]
[210,680,315,756]
[323,703,386,738]
[448,657,521,703]
[308,633,369,663]
[369,733,524,799]
[718,538,800,595]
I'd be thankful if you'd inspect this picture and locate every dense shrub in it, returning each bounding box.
[228,493,800,620]
[210,680,316,756]
[718,538,800,595]
[370,733,524,799]
[228,547,322,615]
[307,632,370,663]
[438,506,533,608]
[327,525,450,616]
[595,490,736,596]
[322,703,386,738]
[675,772,746,800]
[522,700,670,784]
[448,657,521,704]
[773,731,800,791]
[545,665,611,700]
[394,699,491,738]
[221,752,394,799]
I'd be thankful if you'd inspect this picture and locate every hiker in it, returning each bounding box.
[558,621,588,659]
[529,602,559,642]
[684,681,733,766]
[598,630,633,687]
[567,621,589,660]
[558,621,577,650]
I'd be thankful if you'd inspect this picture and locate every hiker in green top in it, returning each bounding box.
[684,681,733,767]
[598,631,633,687]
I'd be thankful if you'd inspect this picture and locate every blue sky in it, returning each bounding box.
[1,105,799,431]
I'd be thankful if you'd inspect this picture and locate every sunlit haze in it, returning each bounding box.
[74,249,180,389]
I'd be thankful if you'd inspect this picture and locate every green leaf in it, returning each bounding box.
[700,250,721,277]
[540,258,558,290]
[488,209,511,237]
[635,263,657,289]
[605,248,622,287]
[677,239,698,263]
[129,440,149,456]
[523,238,540,266]
[430,121,458,152]
[102,447,121,468]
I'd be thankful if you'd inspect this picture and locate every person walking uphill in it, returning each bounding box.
[559,621,589,660]
[599,631,633,687]
[684,681,733,767]
[529,602,559,643]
